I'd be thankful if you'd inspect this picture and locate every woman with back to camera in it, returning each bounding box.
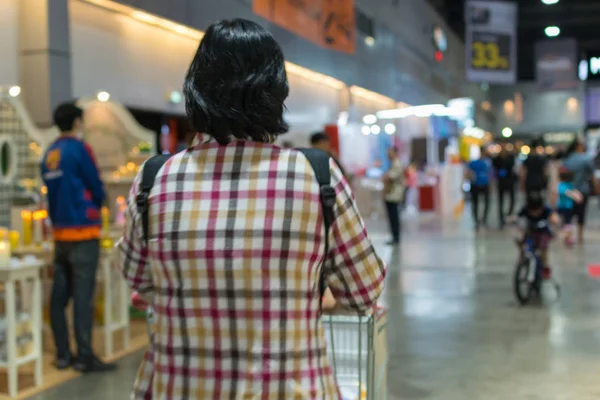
[117,19,386,399]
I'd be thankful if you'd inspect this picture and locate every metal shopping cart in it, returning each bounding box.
[132,293,388,399]
[323,307,388,400]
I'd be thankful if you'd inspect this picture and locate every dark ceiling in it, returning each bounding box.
[431,0,600,81]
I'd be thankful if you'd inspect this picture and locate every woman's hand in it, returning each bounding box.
[322,287,337,310]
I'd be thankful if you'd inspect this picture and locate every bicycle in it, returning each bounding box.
[512,222,560,305]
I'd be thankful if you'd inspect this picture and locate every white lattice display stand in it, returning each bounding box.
[0,260,44,398]
[99,248,130,357]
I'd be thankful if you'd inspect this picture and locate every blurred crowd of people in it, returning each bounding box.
[466,137,599,243]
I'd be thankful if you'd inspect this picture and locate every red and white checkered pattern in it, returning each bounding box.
[117,135,386,399]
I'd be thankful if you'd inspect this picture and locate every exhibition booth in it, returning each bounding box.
[0,90,153,399]
[0,70,475,399]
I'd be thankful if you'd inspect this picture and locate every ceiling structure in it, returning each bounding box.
[430,0,600,81]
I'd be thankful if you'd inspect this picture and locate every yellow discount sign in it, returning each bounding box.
[470,32,511,71]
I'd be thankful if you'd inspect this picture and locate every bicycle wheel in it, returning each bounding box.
[514,257,534,305]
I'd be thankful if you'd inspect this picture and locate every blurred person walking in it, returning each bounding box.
[493,145,516,228]
[117,19,386,399]
[310,131,347,177]
[466,147,492,229]
[40,103,116,372]
[547,152,562,209]
[556,168,583,246]
[520,138,549,196]
[383,147,404,245]
[403,161,418,212]
[562,139,599,243]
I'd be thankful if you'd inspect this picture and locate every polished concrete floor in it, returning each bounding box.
[32,203,600,399]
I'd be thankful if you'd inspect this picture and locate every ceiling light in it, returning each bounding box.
[365,36,375,46]
[541,0,559,4]
[385,123,396,135]
[363,114,377,124]
[502,127,513,138]
[8,86,21,97]
[579,59,589,81]
[168,90,182,104]
[503,100,515,115]
[545,26,560,37]
[97,91,110,102]
[131,10,159,24]
[567,96,578,112]
[370,125,381,135]
[350,86,395,105]
[362,125,371,136]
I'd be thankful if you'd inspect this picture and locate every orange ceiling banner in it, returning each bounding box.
[253,0,356,54]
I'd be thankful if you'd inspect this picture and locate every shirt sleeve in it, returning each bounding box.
[387,162,403,181]
[325,159,387,312]
[557,183,566,196]
[116,169,153,294]
[587,157,595,174]
[79,143,106,208]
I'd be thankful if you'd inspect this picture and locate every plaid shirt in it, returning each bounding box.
[117,136,386,399]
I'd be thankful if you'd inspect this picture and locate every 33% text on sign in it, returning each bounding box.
[471,31,511,70]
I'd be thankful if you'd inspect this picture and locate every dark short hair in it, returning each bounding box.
[526,192,544,210]
[53,103,83,132]
[310,132,329,145]
[559,167,574,182]
[183,19,289,145]
[530,137,544,148]
[566,137,585,155]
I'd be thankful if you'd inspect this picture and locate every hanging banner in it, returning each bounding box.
[535,38,578,91]
[253,0,356,54]
[465,0,517,84]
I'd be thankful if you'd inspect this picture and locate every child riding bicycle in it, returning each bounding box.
[509,192,560,278]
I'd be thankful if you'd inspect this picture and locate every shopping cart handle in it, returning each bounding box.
[131,292,149,311]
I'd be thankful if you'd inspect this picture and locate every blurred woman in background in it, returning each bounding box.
[562,138,599,243]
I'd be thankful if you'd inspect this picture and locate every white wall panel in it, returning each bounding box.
[70,0,197,113]
[491,82,585,134]
[115,0,458,103]
[281,74,342,147]
[0,0,19,86]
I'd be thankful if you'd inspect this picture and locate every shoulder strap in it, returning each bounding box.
[137,154,171,243]
[298,148,336,297]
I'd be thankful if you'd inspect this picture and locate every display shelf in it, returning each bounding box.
[104,176,135,185]
[11,244,131,360]
[0,260,44,398]
[10,353,39,368]
[98,249,130,358]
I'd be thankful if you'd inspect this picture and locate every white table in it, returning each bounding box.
[13,243,131,359]
[0,261,44,398]
[99,249,130,357]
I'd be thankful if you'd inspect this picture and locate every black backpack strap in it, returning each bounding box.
[298,148,336,297]
[136,154,171,243]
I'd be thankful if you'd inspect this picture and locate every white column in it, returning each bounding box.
[18,0,72,127]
